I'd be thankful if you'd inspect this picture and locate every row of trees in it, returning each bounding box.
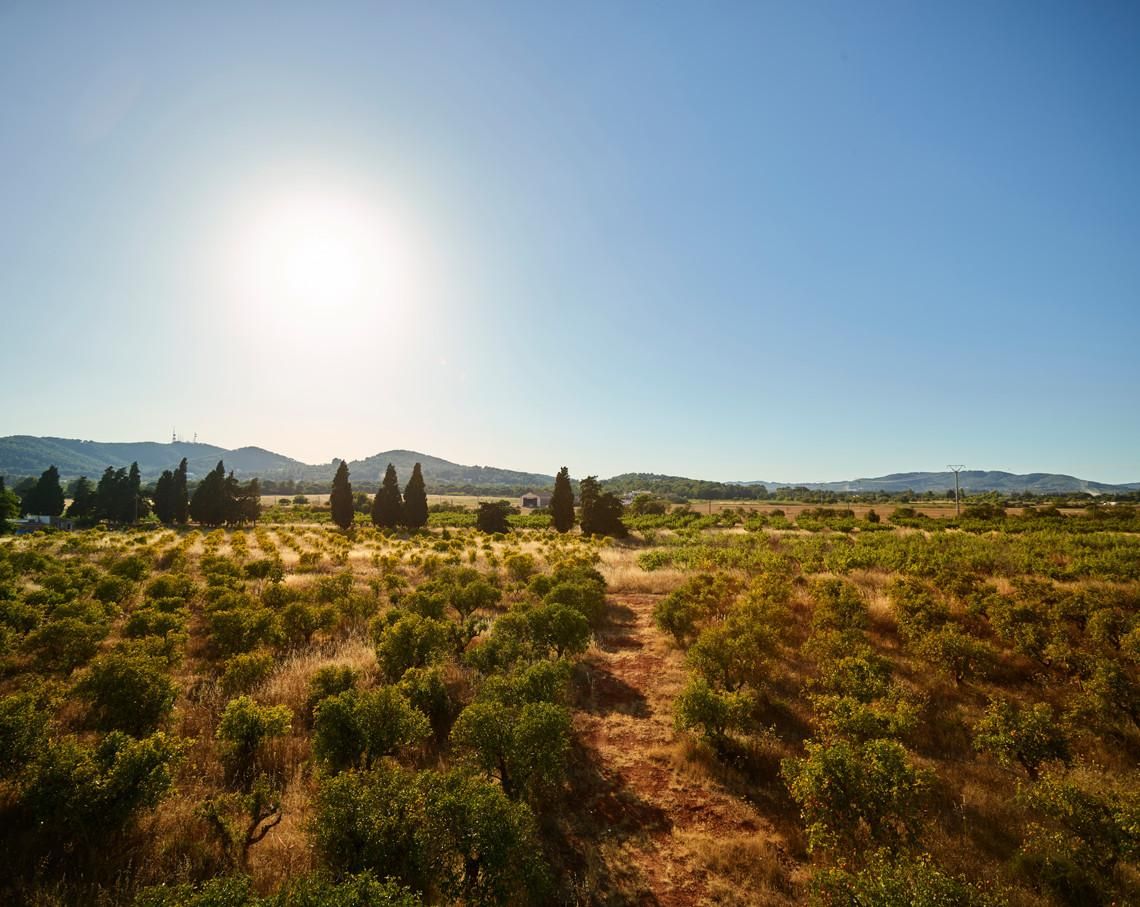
[188,462,262,526]
[0,459,262,530]
[329,462,429,531]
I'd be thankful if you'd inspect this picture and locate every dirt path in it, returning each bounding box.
[575,594,784,906]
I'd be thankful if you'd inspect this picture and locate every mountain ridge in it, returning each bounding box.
[0,436,1135,495]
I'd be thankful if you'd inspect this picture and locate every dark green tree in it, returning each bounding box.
[403,463,428,529]
[0,477,19,533]
[153,470,176,524]
[173,458,190,524]
[66,476,97,523]
[190,461,228,526]
[371,464,404,529]
[240,477,261,524]
[550,466,574,533]
[21,465,65,517]
[476,501,512,534]
[128,461,144,522]
[95,466,133,523]
[330,460,355,530]
[579,476,627,538]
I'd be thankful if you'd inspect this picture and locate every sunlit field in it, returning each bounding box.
[3,504,1139,905]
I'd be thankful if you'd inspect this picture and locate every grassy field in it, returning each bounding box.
[2,511,1139,905]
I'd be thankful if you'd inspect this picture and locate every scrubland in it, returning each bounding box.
[2,506,1139,905]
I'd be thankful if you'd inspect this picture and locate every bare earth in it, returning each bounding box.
[575,594,789,906]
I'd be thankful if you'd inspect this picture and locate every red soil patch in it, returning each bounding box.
[576,594,782,905]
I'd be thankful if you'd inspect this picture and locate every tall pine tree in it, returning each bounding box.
[153,470,176,524]
[551,466,575,533]
[173,458,190,524]
[67,476,97,523]
[190,461,227,526]
[330,460,355,530]
[128,461,144,522]
[370,463,404,529]
[403,463,428,529]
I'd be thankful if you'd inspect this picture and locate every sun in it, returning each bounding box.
[226,183,412,320]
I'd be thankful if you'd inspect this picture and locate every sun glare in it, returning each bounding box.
[224,182,417,323]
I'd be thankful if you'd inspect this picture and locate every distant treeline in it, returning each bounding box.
[258,477,555,498]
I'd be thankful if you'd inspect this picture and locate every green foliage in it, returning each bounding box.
[306,665,359,715]
[451,698,571,801]
[541,565,608,627]
[888,579,949,642]
[973,699,1071,779]
[915,626,996,685]
[281,600,336,647]
[216,696,292,787]
[811,578,868,632]
[329,461,355,530]
[221,652,277,697]
[1019,770,1140,878]
[17,731,183,849]
[527,602,591,658]
[20,465,65,517]
[135,872,421,906]
[190,461,261,526]
[208,604,281,657]
[371,464,404,529]
[402,463,429,530]
[375,613,453,682]
[0,688,52,773]
[475,501,512,534]
[312,687,429,772]
[811,850,996,906]
[674,676,754,743]
[653,572,741,645]
[579,475,627,538]
[24,615,108,673]
[75,649,177,736]
[550,466,575,533]
[313,765,548,903]
[782,738,928,853]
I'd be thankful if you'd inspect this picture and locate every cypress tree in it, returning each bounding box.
[370,464,404,529]
[153,471,175,524]
[403,463,428,529]
[551,466,575,533]
[578,476,600,535]
[190,461,227,526]
[173,458,190,524]
[128,461,143,523]
[240,477,261,524]
[330,460,355,530]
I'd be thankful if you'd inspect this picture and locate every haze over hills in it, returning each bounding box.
[0,436,1136,495]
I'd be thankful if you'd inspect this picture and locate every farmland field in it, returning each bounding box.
[2,509,1139,905]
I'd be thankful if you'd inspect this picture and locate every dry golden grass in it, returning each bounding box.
[681,831,797,906]
[259,634,378,716]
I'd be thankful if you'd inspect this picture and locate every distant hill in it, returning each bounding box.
[0,436,305,482]
[1,436,1135,496]
[748,470,1140,496]
[0,436,555,494]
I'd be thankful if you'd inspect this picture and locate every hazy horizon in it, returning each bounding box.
[3,3,1138,483]
[4,431,1137,487]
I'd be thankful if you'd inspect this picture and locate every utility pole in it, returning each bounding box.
[948,465,965,516]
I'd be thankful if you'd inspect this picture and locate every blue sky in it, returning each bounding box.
[2,2,1138,483]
